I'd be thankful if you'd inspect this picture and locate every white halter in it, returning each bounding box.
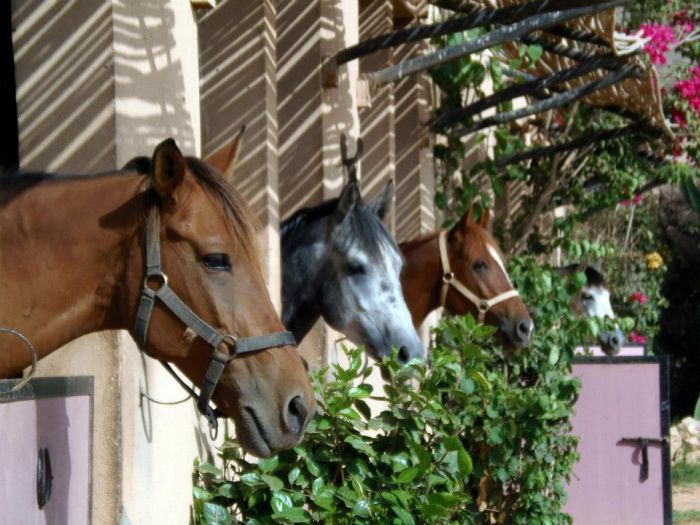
[438,230,520,323]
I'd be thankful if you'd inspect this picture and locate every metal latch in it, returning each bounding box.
[619,436,668,481]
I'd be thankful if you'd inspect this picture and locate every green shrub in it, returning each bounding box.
[192,260,603,525]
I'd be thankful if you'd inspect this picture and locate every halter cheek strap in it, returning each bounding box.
[134,197,296,433]
[438,230,520,323]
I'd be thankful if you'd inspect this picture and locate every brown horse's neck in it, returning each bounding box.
[0,173,146,375]
[400,231,444,327]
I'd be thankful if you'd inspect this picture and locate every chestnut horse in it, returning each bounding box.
[400,208,534,348]
[0,138,314,458]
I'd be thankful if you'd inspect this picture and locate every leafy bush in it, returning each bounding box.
[192,261,604,525]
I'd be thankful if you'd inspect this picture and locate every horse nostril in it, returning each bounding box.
[516,319,533,341]
[286,395,308,435]
[397,346,410,365]
[610,335,620,348]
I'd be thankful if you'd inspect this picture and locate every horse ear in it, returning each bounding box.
[584,265,605,287]
[336,180,360,217]
[151,138,185,199]
[369,180,394,220]
[478,208,490,228]
[450,208,472,233]
[554,263,581,277]
[205,125,245,182]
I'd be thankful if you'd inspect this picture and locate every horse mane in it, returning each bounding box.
[281,197,400,266]
[281,198,340,240]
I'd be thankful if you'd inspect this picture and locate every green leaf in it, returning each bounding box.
[344,435,375,456]
[352,498,370,517]
[271,491,294,514]
[240,472,266,488]
[271,507,311,523]
[193,486,212,502]
[348,384,373,398]
[527,44,543,62]
[197,462,223,478]
[311,487,335,511]
[258,456,279,474]
[261,474,285,492]
[548,345,561,365]
[694,394,700,420]
[397,466,420,483]
[202,502,231,525]
[392,506,416,525]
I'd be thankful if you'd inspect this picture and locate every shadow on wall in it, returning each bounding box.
[112,0,196,162]
[277,0,325,217]
[12,0,116,172]
[12,0,196,173]
[199,0,277,220]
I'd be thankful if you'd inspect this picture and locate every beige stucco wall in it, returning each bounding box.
[12,1,209,524]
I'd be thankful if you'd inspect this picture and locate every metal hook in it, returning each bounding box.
[340,133,363,183]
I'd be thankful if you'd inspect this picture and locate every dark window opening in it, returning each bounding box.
[1,1,18,170]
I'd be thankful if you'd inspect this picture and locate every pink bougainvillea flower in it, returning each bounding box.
[640,23,676,65]
[620,193,642,206]
[629,291,649,304]
[628,332,647,345]
[675,66,700,116]
[671,108,687,128]
[671,11,696,33]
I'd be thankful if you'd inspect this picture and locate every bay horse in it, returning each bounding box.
[280,179,424,364]
[400,208,534,349]
[0,138,314,458]
[556,264,624,355]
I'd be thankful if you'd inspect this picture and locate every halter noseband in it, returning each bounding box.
[134,194,296,432]
[438,230,520,323]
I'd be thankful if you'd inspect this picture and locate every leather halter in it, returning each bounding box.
[134,193,296,431]
[438,230,520,323]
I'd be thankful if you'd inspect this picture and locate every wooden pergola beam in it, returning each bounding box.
[430,53,627,131]
[453,63,639,136]
[363,0,627,85]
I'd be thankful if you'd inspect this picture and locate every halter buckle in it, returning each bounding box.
[144,272,168,292]
[442,271,455,284]
[478,299,490,313]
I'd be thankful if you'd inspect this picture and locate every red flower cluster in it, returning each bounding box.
[628,332,647,345]
[620,193,642,206]
[675,66,700,116]
[640,23,676,65]
[629,291,649,304]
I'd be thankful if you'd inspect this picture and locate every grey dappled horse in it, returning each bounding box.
[558,264,625,355]
[281,179,424,364]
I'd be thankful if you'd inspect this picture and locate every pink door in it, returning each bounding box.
[0,377,92,525]
[565,357,671,525]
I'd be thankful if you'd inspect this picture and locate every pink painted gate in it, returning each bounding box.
[565,355,671,525]
[0,377,93,525]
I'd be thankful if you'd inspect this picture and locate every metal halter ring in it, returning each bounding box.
[144,272,168,291]
[221,334,238,355]
[443,272,455,284]
[478,299,490,313]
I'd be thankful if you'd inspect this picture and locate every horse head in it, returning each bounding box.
[320,180,423,363]
[558,263,624,355]
[441,207,534,348]
[125,138,314,457]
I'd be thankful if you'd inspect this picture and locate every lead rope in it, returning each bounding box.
[0,327,38,396]
[438,231,520,322]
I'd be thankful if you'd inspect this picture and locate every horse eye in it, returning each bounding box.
[472,260,487,272]
[203,253,231,271]
[348,261,366,275]
[581,292,594,302]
